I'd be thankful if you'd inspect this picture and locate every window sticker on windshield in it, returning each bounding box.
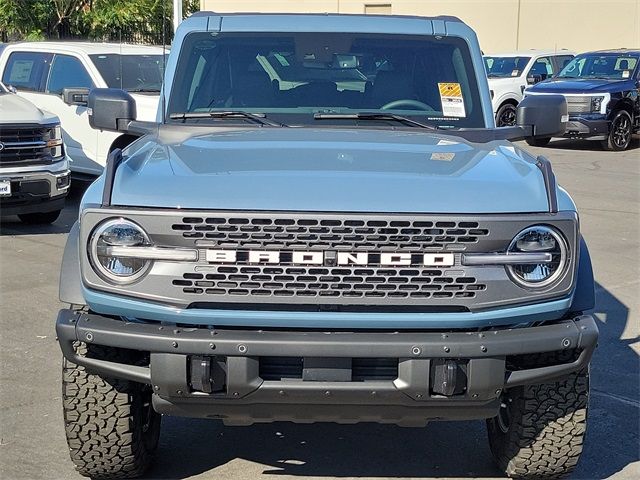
[9,61,33,83]
[622,70,630,78]
[511,69,519,77]
[438,83,466,118]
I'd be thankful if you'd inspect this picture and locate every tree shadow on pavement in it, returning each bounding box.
[145,282,638,479]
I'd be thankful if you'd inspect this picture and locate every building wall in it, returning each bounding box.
[199,0,640,53]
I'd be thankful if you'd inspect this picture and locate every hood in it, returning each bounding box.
[0,93,58,124]
[130,93,160,122]
[487,76,523,87]
[111,128,550,214]
[528,77,634,94]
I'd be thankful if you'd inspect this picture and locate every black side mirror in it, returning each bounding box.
[88,88,136,132]
[527,74,542,85]
[517,95,568,138]
[62,87,89,106]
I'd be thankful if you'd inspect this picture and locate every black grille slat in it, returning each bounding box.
[173,216,487,251]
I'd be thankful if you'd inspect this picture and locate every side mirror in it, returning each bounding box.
[6,84,17,94]
[527,74,542,85]
[88,88,136,132]
[517,95,568,138]
[62,87,89,106]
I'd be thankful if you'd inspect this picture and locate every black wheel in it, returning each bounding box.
[62,344,161,479]
[525,137,551,147]
[18,209,61,224]
[496,103,517,127]
[602,110,633,151]
[487,369,589,479]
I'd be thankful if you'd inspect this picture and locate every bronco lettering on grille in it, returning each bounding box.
[205,249,454,267]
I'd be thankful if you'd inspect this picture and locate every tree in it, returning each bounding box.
[0,0,199,43]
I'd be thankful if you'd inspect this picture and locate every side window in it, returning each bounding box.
[530,56,554,79]
[47,54,94,95]
[1,51,53,92]
[554,55,574,74]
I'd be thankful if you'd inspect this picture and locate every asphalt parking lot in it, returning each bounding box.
[0,138,638,480]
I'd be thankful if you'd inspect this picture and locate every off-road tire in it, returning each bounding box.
[487,369,589,479]
[601,110,633,151]
[62,344,161,479]
[18,209,61,224]
[525,137,551,147]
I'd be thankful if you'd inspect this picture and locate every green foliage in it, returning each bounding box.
[0,0,199,43]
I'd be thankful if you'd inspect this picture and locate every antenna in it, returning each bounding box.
[161,0,167,124]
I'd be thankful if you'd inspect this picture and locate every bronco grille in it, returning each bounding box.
[172,216,489,251]
[173,265,485,301]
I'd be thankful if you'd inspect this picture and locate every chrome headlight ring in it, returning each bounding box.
[88,218,153,285]
[506,225,569,289]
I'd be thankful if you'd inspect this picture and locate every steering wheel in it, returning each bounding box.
[381,99,434,111]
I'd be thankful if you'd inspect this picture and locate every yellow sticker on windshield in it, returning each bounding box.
[438,83,466,118]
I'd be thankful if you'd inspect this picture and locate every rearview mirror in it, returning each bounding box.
[517,95,568,138]
[88,88,136,132]
[62,87,89,106]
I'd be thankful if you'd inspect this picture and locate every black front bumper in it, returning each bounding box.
[56,309,598,426]
[562,115,609,140]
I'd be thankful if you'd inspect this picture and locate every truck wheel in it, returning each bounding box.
[62,344,161,479]
[18,209,61,224]
[487,369,589,479]
[496,103,517,127]
[525,137,551,147]
[602,110,632,151]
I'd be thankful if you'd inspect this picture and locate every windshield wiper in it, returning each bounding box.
[314,112,437,130]
[169,111,287,127]
[128,88,161,93]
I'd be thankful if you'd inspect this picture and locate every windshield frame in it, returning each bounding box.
[165,30,490,130]
[557,52,640,80]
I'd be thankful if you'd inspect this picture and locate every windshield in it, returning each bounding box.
[484,56,530,78]
[168,32,485,128]
[557,53,639,79]
[90,54,165,92]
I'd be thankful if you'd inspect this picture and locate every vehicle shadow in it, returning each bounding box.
[144,283,638,479]
[543,136,640,152]
[0,179,90,236]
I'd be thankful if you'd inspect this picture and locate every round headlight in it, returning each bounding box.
[507,225,568,288]
[89,218,151,284]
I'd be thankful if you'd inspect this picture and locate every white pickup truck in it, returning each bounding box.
[484,50,574,126]
[0,42,165,176]
[0,82,70,224]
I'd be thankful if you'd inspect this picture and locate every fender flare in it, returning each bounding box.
[569,236,595,313]
[59,221,86,305]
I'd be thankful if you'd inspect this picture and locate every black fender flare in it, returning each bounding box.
[59,221,86,305]
[569,236,595,314]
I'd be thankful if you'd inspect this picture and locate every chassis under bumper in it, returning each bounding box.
[56,309,598,426]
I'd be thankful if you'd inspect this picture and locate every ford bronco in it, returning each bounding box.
[56,12,598,479]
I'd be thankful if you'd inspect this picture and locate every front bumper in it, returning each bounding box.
[0,163,70,216]
[56,309,598,426]
[562,114,609,140]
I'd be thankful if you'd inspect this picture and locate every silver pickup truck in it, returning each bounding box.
[0,82,70,224]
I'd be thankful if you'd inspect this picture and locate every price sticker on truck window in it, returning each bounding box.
[438,82,466,118]
[0,180,11,197]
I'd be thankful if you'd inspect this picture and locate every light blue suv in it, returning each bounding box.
[56,12,597,479]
